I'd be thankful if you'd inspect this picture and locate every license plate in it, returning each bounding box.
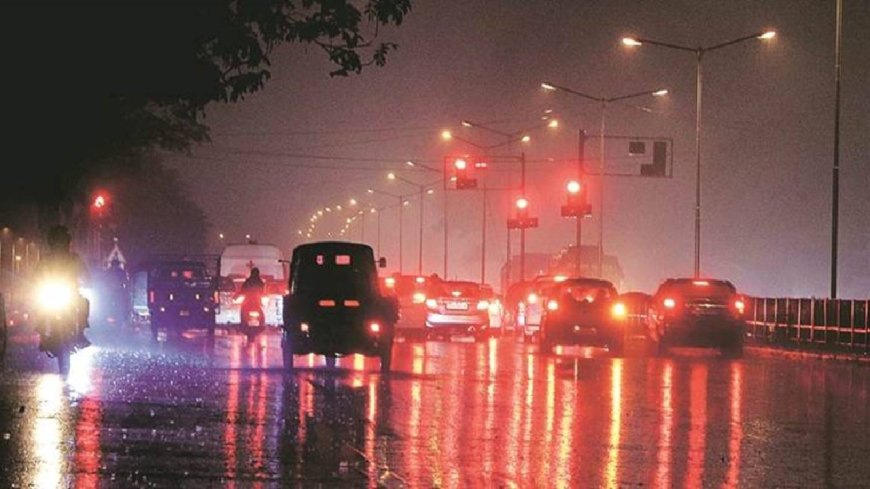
[179,310,190,317]
[574,326,597,335]
[446,301,469,311]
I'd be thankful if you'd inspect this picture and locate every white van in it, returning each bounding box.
[215,244,286,326]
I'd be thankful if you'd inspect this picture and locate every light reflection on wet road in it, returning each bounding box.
[1,330,869,487]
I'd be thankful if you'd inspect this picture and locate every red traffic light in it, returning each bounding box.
[454,158,468,171]
[566,180,581,194]
[93,194,106,208]
[515,197,529,210]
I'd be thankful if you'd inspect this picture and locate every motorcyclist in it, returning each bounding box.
[34,225,90,349]
[241,267,265,294]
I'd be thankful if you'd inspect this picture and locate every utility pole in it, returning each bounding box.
[576,129,586,275]
[481,185,487,284]
[831,0,843,298]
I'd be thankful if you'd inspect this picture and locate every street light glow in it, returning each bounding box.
[406,160,415,167]
[441,130,453,140]
[367,189,375,194]
[540,82,557,91]
[547,119,559,128]
[758,31,776,40]
[520,135,531,143]
[387,172,397,180]
[460,120,473,128]
[349,198,358,206]
[622,37,642,46]
[653,89,669,96]
[426,188,435,195]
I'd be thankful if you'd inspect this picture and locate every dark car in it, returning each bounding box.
[282,242,397,371]
[649,278,746,357]
[538,278,623,354]
[424,281,491,340]
[145,260,217,340]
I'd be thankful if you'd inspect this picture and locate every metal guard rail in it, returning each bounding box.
[745,297,869,352]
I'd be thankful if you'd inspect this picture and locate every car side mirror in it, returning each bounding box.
[378,257,387,269]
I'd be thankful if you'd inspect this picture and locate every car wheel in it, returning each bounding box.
[722,334,744,359]
[324,355,336,369]
[655,335,670,357]
[281,332,294,370]
[379,340,393,373]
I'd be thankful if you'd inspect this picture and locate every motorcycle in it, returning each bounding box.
[235,291,268,339]
[35,279,89,374]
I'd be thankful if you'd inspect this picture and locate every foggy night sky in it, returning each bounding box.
[164,0,869,298]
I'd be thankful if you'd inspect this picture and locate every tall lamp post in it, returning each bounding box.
[367,188,410,273]
[386,172,439,276]
[621,30,776,278]
[541,82,668,278]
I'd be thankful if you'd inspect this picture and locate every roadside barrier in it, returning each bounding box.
[745,297,869,352]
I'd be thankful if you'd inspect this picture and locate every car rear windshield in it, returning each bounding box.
[433,282,481,298]
[661,280,735,298]
[293,252,374,296]
[545,283,615,302]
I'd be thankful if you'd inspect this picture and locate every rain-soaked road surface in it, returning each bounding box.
[1,326,869,488]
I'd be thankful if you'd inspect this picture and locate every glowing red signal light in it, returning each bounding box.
[566,180,581,194]
[454,158,468,170]
[515,197,529,210]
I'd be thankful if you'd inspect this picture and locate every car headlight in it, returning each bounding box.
[37,281,75,312]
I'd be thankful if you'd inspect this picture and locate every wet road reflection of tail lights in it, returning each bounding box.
[6,332,870,487]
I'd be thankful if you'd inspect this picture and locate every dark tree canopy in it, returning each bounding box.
[1,0,412,218]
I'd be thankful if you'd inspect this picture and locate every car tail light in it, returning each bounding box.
[214,291,219,303]
[344,299,361,307]
[692,280,709,286]
[369,322,381,333]
[149,291,154,304]
[384,277,396,288]
[488,301,500,314]
[477,300,490,311]
[260,296,270,307]
[318,299,336,307]
[415,276,426,284]
[546,299,559,311]
[233,295,246,305]
[249,311,261,318]
[611,302,627,319]
[734,298,746,315]
[412,292,426,304]
[425,298,438,310]
[300,322,309,333]
[663,298,677,309]
[527,293,539,305]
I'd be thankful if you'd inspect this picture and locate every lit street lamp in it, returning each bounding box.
[386,173,440,276]
[542,82,668,278]
[622,29,775,278]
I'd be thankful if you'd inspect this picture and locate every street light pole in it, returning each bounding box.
[621,30,775,278]
[831,0,843,298]
[576,129,586,275]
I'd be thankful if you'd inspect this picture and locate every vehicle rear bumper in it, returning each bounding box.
[285,326,389,356]
[662,318,744,346]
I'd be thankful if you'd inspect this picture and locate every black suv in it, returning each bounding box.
[538,278,624,355]
[649,278,746,357]
[282,242,397,371]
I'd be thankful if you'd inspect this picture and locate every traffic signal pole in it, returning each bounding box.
[520,152,526,282]
[576,129,586,276]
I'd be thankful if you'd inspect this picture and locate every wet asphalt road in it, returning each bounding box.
[1,327,869,488]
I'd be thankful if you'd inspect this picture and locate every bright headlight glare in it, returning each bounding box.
[38,282,74,311]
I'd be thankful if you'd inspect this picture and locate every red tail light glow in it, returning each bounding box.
[611,302,627,319]
[369,322,381,333]
[412,292,427,304]
[734,299,746,315]
[546,299,559,311]
[300,322,310,333]
[344,299,361,307]
[477,300,490,311]
[426,298,438,309]
[663,298,676,309]
[318,299,336,307]
[527,293,539,305]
